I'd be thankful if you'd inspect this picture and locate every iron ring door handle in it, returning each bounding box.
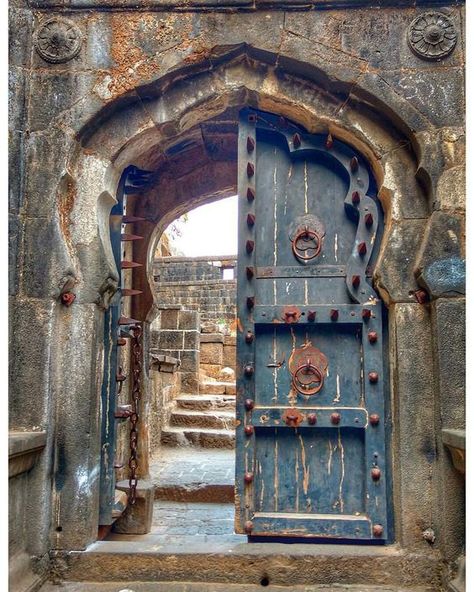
[291,227,322,261]
[292,358,324,396]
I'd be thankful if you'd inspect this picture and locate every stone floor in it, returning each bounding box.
[150,446,234,503]
[40,584,437,592]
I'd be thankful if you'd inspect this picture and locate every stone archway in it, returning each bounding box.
[31,47,459,580]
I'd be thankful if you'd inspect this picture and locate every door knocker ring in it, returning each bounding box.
[292,358,324,396]
[291,226,322,261]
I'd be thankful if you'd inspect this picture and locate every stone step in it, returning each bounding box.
[176,394,235,412]
[51,537,440,589]
[161,427,235,449]
[170,409,235,430]
[199,381,236,395]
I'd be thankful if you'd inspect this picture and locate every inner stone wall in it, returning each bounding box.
[153,256,237,326]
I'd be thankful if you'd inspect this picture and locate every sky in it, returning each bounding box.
[166,195,238,257]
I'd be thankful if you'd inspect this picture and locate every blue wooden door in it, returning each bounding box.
[235,109,390,541]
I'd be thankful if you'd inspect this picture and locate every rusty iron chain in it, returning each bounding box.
[128,323,142,505]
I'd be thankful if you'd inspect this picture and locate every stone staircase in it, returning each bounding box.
[160,381,236,449]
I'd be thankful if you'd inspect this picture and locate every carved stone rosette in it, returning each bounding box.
[407,12,457,61]
[34,18,82,64]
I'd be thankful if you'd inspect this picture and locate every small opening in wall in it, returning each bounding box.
[56,526,63,532]
[260,576,270,587]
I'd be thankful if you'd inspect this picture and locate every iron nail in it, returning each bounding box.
[358,242,367,256]
[247,188,255,202]
[247,136,255,153]
[246,240,255,254]
[350,156,359,172]
[352,191,360,205]
[365,213,374,227]
[247,213,256,227]
[352,275,361,288]
[326,133,334,149]
[247,162,255,178]
[368,372,379,384]
[330,309,339,321]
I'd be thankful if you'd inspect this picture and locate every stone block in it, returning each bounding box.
[433,299,465,429]
[200,333,225,344]
[160,308,179,329]
[180,350,199,373]
[113,480,154,535]
[178,310,200,330]
[180,372,199,394]
[375,219,426,303]
[223,344,236,369]
[415,212,464,277]
[184,330,200,350]
[200,364,223,379]
[158,330,184,350]
[418,257,465,299]
[200,342,224,365]
[436,165,465,212]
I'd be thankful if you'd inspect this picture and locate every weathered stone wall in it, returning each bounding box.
[153,256,237,325]
[8,0,465,589]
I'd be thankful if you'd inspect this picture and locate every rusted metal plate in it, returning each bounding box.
[235,108,389,541]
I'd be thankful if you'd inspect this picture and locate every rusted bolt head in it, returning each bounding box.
[373,524,384,537]
[246,240,255,254]
[60,291,76,306]
[244,472,254,484]
[247,162,255,178]
[368,372,379,384]
[307,413,317,425]
[352,191,360,204]
[307,310,316,322]
[244,399,255,411]
[244,520,253,533]
[362,308,372,320]
[244,425,254,436]
[245,331,254,344]
[244,364,254,377]
[369,414,380,426]
[330,412,341,425]
[330,309,339,321]
[368,331,378,344]
[371,467,382,481]
[414,289,429,304]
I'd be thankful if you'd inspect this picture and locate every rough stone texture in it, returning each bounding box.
[8,0,465,587]
[417,257,465,299]
[114,480,155,535]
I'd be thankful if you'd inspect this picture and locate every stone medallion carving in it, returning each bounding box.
[407,12,457,60]
[34,18,82,64]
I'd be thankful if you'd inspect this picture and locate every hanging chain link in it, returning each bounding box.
[128,323,142,505]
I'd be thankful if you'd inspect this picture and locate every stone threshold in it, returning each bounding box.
[55,538,442,588]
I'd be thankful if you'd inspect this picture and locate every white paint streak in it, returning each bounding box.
[274,436,279,512]
[327,440,333,475]
[334,233,338,262]
[273,149,278,266]
[334,374,341,403]
[272,328,278,403]
[304,161,308,214]
[337,429,345,513]
[304,279,308,305]
[299,435,310,496]
[295,448,300,512]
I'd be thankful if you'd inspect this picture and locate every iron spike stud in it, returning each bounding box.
[358,242,367,256]
[330,412,341,425]
[244,520,253,533]
[350,156,359,172]
[117,337,127,346]
[330,309,339,321]
[293,133,301,148]
[245,399,255,410]
[307,413,317,425]
[245,425,254,436]
[246,240,255,254]
[121,289,143,297]
[352,191,360,205]
[365,213,374,227]
[244,364,254,377]
[373,524,384,537]
[247,162,255,178]
[247,213,256,227]
[247,136,255,153]
[362,308,372,321]
[246,266,254,280]
[414,289,429,304]
[121,234,143,242]
[307,310,316,322]
[368,372,379,384]
[122,215,146,224]
[352,275,361,288]
[371,467,382,481]
[368,330,378,344]
[244,472,254,484]
[245,331,254,344]
[247,187,255,202]
[118,315,140,326]
[60,292,75,306]
[121,261,143,269]
[326,133,334,149]
[246,296,255,310]
[369,414,380,426]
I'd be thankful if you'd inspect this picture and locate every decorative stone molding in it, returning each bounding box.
[407,12,457,61]
[34,18,82,64]
[150,353,181,373]
[9,431,47,478]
